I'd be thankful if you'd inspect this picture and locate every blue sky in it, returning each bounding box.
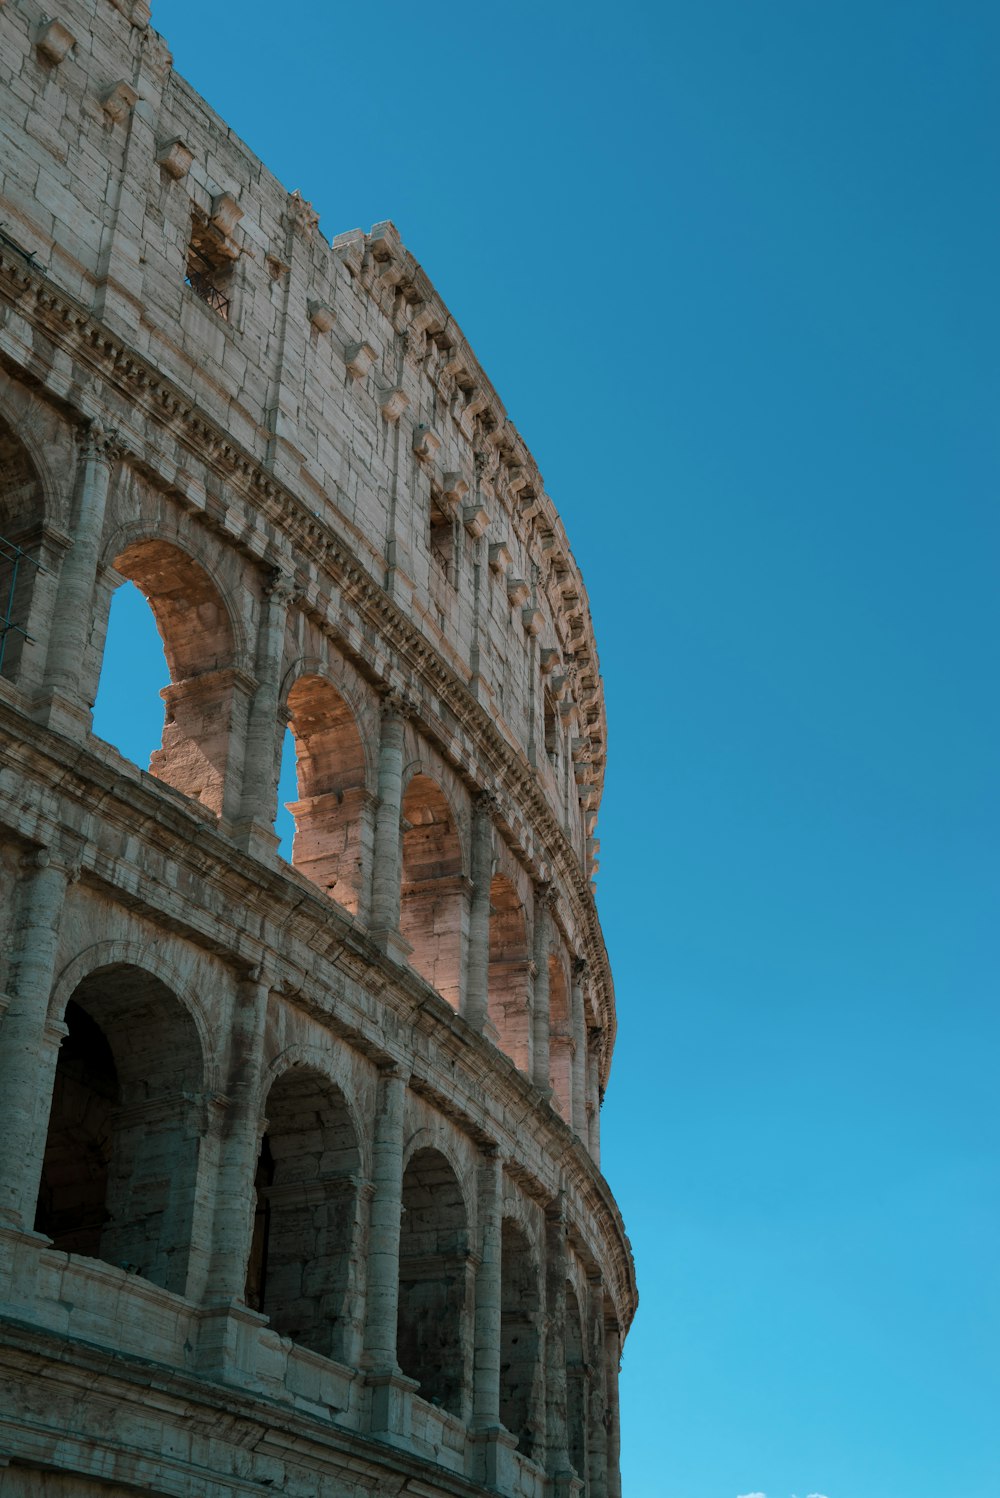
[95,3,1000,1495]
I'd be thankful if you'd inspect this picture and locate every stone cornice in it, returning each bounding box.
[0,246,617,1080]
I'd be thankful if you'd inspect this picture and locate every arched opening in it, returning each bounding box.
[282,675,369,916]
[0,418,46,685]
[566,1282,587,1480]
[400,775,465,1009]
[92,581,171,769]
[397,1147,469,1414]
[500,1218,541,1458]
[548,954,573,1121]
[487,875,531,1072]
[246,1067,360,1361]
[34,964,204,1294]
[97,539,237,815]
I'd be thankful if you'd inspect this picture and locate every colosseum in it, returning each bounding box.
[0,1,636,1494]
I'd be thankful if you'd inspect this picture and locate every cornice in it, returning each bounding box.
[0,247,617,1079]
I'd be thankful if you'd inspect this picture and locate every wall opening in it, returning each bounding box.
[246,1067,360,1361]
[397,1147,469,1415]
[400,774,465,1009]
[0,417,46,684]
[500,1218,541,1458]
[92,580,170,769]
[487,874,530,1072]
[34,964,204,1293]
[282,674,368,915]
[185,214,234,320]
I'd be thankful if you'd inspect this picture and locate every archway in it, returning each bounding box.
[34,963,204,1294]
[246,1066,360,1361]
[500,1218,542,1457]
[487,874,530,1071]
[400,775,465,1009]
[282,674,369,915]
[397,1147,469,1414]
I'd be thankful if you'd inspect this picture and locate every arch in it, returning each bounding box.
[247,1064,362,1361]
[94,534,241,816]
[548,952,573,1122]
[487,874,531,1072]
[566,1281,587,1480]
[397,1146,470,1415]
[500,1216,542,1458]
[282,672,370,916]
[0,414,47,683]
[400,773,466,1010]
[34,962,205,1294]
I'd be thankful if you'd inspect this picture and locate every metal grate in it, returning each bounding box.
[0,533,44,673]
[184,244,230,319]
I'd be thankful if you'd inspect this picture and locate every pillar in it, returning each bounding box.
[571,958,588,1137]
[0,847,74,1230]
[234,568,294,856]
[362,1064,407,1372]
[587,1275,609,1498]
[532,882,554,1095]
[472,1146,503,1427]
[605,1316,623,1498]
[37,421,121,734]
[369,693,409,960]
[464,791,495,1031]
[587,1028,603,1166]
[545,1193,572,1481]
[200,970,269,1304]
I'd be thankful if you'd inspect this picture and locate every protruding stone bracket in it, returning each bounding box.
[345,341,376,381]
[156,136,194,180]
[506,576,530,607]
[379,386,409,423]
[441,472,468,509]
[488,541,511,575]
[307,298,335,334]
[522,607,544,637]
[412,424,441,462]
[210,192,244,243]
[101,80,139,124]
[462,503,489,538]
[35,18,76,64]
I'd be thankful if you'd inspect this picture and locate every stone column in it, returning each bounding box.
[545,1193,573,1484]
[201,970,269,1304]
[369,693,409,960]
[587,1028,603,1166]
[472,1146,503,1427]
[464,791,496,1031]
[605,1316,623,1498]
[587,1274,609,1498]
[363,1064,407,1372]
[571,958,588,1137]
[37,421,121,734]
[233,568,294,857]
[532,883,554,1096]
[0,848,75,1230]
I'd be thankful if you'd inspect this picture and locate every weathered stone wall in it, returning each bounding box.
[0,1,634,1494]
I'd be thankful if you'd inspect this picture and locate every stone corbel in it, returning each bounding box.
[378,385,409,423]
[539,647,560,676]
[412,424,441,462]
[344,341,376,381]
[101,80,139,123]
[505,464,530,499]
[441,472,468,509]
[522,606,544,636]
[459,388,488,439]
[506,575,530,607]
[210,191,244,242]
[156,136,194,180]
[285,190,319,237]
[36,18,76,63]
[462,503,489,538]
[307,298,336,333]
[488,541,511,574]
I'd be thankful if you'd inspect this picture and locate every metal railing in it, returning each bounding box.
[184,244,230,319]
[0,533,44,673]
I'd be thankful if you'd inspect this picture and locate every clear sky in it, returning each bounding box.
[93,4,999,1496]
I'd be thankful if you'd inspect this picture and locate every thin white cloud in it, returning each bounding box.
[737,1492,767,1498]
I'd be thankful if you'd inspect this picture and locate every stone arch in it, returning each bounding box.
[94,529,244,815]
[400,771,466,1010]
[247,1062,362,1362]
[34,960,206,1295]
[487,873,530,1072]
[397,1145,470,1416]
[549,951,573,1122]
[566,1280,587,1480]
[0,412,49,684]
[281,671,372,916]
[500,1216,543,1458]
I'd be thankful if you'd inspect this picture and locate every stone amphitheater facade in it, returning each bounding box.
[0,2,636,1494]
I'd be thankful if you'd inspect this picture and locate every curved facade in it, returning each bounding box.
[0,3,636,1495]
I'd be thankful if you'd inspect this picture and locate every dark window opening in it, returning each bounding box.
[429,495,455,585]
[185,218,233,320]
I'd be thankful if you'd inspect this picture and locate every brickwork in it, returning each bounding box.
[0,0,635,1494]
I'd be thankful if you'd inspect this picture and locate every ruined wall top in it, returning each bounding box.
[0,0,608,879]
